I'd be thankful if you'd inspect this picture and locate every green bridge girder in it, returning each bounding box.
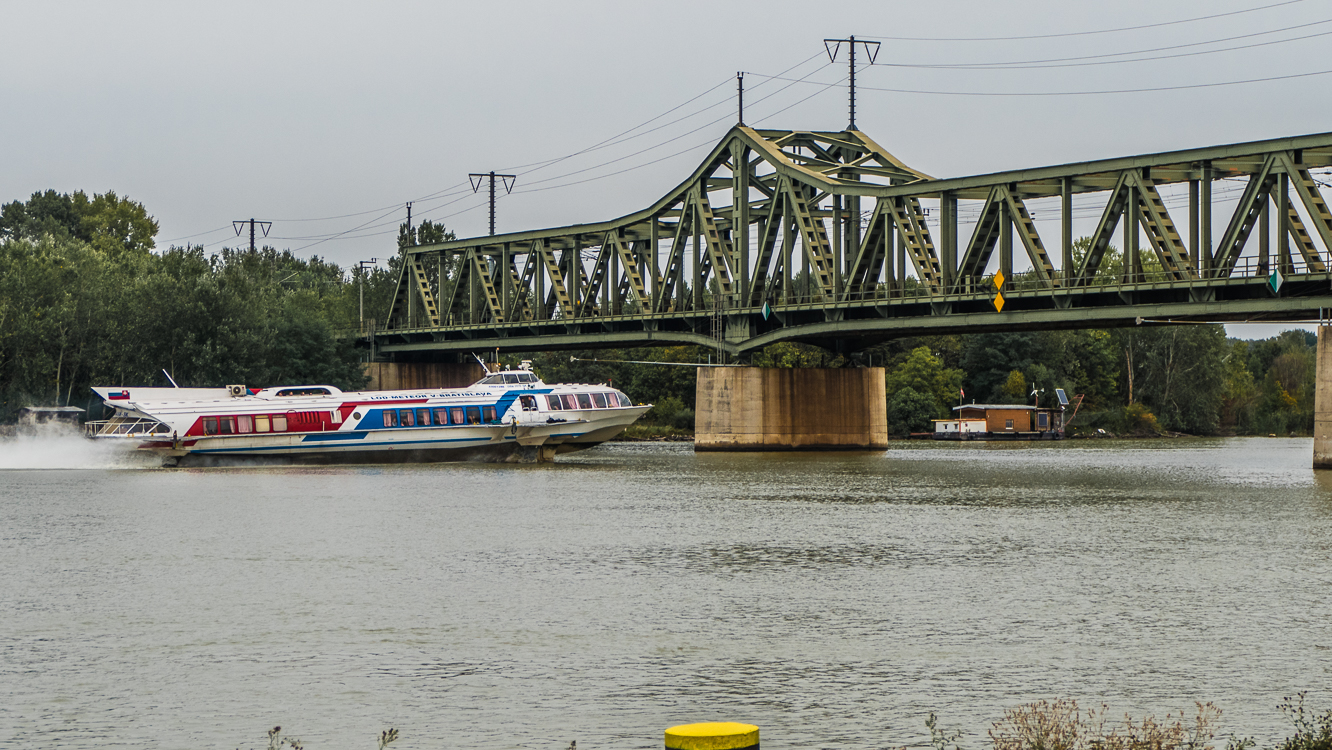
[375,127,1332,358]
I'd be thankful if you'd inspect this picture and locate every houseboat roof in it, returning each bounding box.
[953,404,1039,411]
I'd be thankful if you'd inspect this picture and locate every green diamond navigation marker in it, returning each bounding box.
[1269,268,1284,294]
[762,302,772,320]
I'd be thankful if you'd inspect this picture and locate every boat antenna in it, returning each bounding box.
[162,369,180,388]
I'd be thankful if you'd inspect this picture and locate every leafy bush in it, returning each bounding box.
[1122,402,1164,436]
[1276,693,1332,750]
[644,395,686,426]
[988,699,1220,750]
[887,386,938,436]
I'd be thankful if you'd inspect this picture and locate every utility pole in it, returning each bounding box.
[823,36,880,131]
[358,258,379,330]
[737,71,744,125]
[232,218,273,251]
[468,171,517,236]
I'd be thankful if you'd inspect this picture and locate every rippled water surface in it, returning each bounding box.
[3,437,1332,749]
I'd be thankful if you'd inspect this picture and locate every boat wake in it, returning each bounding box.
[0,426,157,470]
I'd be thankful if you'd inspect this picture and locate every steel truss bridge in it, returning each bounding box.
[376,127,1332,359]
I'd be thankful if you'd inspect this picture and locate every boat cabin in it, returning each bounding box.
[933,403,1063,440]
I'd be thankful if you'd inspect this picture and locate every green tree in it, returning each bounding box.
[884,346,964,414]
[1117,324,1227,434]
[0,190,157,258]
[887,386,937,436]
[962,332,1042,402]
[1219,340,1259,432]
[1001,369,1028,401]
[750,341,827,368]
[78,190,158,257]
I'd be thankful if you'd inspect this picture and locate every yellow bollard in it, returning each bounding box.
[665,722,759,750]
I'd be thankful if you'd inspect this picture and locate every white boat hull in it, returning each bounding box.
[87,372,651,466]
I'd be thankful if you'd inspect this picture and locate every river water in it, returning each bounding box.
[2,437,1331,750]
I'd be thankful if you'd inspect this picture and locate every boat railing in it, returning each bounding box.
[84,417,171,439]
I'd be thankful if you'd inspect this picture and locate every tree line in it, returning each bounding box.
[0,189,1317,436]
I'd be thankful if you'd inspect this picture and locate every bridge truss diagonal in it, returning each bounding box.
[377,126,1332,358]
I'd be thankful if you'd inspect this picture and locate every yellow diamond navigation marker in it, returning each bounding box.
[993,269,1005,290]
[994,290,1006,312]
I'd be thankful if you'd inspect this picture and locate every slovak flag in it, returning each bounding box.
[109,390,130,400]
[960,388,965,398]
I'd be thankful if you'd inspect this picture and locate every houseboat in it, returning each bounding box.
[85,366,650,466]
[932,403,1064,441]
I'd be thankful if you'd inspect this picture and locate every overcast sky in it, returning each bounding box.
[4,0,1329,339]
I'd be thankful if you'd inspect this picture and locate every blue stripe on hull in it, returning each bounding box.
[302,431,369,442]
[194,435,495,454]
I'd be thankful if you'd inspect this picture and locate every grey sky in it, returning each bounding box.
[4,0,1330,339]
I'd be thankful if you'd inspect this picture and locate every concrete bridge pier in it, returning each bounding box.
[695,367,889,451]
[1315,326,1332,468]
[363,361,486,391]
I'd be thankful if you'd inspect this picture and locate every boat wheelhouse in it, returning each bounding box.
[86,367,649,466]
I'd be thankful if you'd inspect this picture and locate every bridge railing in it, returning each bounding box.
[375,255,1321,334]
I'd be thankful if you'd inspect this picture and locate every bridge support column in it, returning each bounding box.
[363,361,486,391]
[695,367,888,451]
[1315,326,1332,469]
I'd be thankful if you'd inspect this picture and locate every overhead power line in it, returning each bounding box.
[860,0,1309,42]
[873,19,1332,70]
[857,66,1332,96]
[750,65,1332,97]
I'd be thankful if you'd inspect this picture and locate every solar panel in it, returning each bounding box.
[1055,388,1069,406]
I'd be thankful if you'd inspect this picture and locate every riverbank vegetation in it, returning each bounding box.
[0,189,1319,436]
[237,696,1330,750]
[971,694,1331,750]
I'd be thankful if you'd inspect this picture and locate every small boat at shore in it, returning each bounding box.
[86,365,650,466]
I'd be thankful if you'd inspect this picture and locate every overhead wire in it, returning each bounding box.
[872,18,1332,70]
[507,60,837,196]
[860,0,1308,42]
[177,6,1330,252]
[754,65,1332,97]
[189,64,828,250]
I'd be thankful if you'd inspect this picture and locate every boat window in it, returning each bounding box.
[433,408,449,425]
[401,409,415,427]
[417,408,431,426]
[482,405,497,422]
[203,417,218,435]
[382,411,397,428]
[1037,413,1049,429]
[591,393,608,409]
[616,392,632,407]
[576,393,593,409]
[522,373,537,383]
[276,387,330,397]
[562,394,578,410]
[273,415,288,431]
[255,415,271,433]
[450,407,465,425]
[1005,419,1014,430]
[238,415,253,433]
[330,410,342,425]
[480,375,502,385]
[503,373,519,384]
[220,417,235,435]
[465,406,481,424]
[520,396,537,411]
[546,395,562,410]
